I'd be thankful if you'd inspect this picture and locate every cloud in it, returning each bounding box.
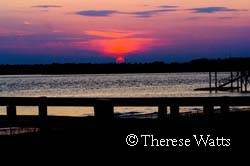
[85,30,140,38]
[23,21,32,26]
[76,10,119,17]
[217,17,235,19]
[186,16,236,21]
[190,7,238,13]
[32,5,61,9]
[75,8,177,18]
[84,30,150,39]
[52,30,63,33]
[135,4,150,7]
[0,28,35,37]
[80,30,160,60]
[129,9,176,18]
[77,38,156,55]
[159,5,178,9]
[185,16,204,20]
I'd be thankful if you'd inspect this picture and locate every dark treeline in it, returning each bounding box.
[1,57,250,75]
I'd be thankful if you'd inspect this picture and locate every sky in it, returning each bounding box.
[0,0,249,64]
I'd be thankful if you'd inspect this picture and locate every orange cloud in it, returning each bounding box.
[75,30,162,62]
[85,30,145,38]
[85,31,135,38]
[87,38,155,55]
[73,37,157,63]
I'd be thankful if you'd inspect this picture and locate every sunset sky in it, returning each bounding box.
[0,0,249,64]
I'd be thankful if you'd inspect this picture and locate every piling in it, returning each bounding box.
[94,99,114,119]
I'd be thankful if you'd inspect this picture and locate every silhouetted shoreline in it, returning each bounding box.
[1,57,250,75]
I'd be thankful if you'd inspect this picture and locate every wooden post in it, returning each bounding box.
[39,97,48,120]
[245,72,248,92]
[240,71,243,92]
[209,72,212,93]
[203,105,214,116]
[215,72,218,93]
[221,105,229,114]
[158,104,167,118]
[38,97,48,131]
[7,105,16,121]
[231,72,233,92]
[94,99,114,119]
[170,105,179,117]
[237,72,240,92]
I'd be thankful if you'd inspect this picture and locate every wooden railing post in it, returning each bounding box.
[203,105,214,115]
[2,96,250,122]
[39,97,48,120]
[158,104,167,118]
[209,72,212,93]
[215,71,218,93]
[170,105,179,117]
[94,99,114,119]
[7,105,16,121]
[221,105,230,114]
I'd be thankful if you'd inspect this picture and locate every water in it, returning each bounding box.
[0,73,249,116]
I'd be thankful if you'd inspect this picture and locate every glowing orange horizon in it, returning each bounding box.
[76,30,158,62]
[86,38,156,62]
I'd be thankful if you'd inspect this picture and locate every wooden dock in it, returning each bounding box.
[1,97,250,154]
[1,96,250,121]
[205,71,250,92]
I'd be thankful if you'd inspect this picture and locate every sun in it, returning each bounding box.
[116,56,125,63]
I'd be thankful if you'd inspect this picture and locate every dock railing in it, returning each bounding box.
[1,96,250,120]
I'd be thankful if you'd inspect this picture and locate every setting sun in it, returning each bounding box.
[116,56,125,63]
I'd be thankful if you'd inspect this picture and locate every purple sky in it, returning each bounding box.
[0,0,249,64]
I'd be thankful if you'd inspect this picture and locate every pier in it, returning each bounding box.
[1,96,250,121]
[210,71,250,92]
[1,96,250,154]
[196,71,250,92]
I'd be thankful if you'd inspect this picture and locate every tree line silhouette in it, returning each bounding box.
[0,57,250,75]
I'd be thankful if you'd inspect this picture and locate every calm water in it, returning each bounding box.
[0,73,248,116]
